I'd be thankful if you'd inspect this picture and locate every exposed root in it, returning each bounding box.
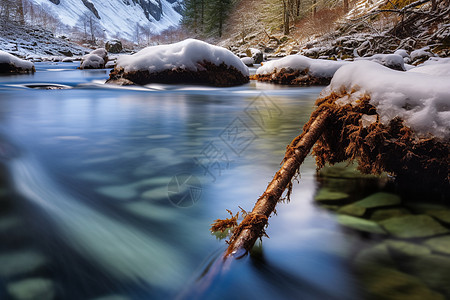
[250,68,331,86]
[313,92,449,190]
[210,209,239,232]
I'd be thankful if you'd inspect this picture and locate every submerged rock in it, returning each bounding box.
[314,188,350,203]
[424,236,450,255]
[353,192,401,208]
[0,51,35,74]
[337,215,386,234]
[384,240,431,257]
[106,39,249,87]
[379,215,449,238]
[370,208,411,221]
[0,250,48,278]
[358,265,445,300]
[7,278,55,300]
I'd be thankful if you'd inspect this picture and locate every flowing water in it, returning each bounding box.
[0,62,447,300]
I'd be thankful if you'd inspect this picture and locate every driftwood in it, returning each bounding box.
[216,110,330,257]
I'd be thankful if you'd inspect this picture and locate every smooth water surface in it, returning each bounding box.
[0,62,391,300]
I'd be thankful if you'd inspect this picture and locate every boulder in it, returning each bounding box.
[105,40,123,53]
[79,48,108,69]
[0,51,35,74]
[79,54,105,69]
[106,39,249,87]
[245,48,263,64]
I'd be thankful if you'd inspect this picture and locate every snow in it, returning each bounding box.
[356,54,405,71]
[90,48,108,60]
[80,54,104,69]
[256,55,349,78]
[241,57,254,66]
[0,50,35,71]
[408,58,450,76]
[410,47,434,61]
[115,39,249,76]
[28,0,182,41]
[394,49,409,58]
[322,61,450,140]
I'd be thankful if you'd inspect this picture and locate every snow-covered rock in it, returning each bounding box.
[394,49,409,59]
[246,48,263,64]
[410,47,434,65]
[0,51,35,74]
[253,55,349,85]
[241,57,254,67]
[322,61,450,140]
[356,54,405,71]
[105,40,122,54]
[79,54,105,69]
[79,48,108,69]
[106,39,249,87]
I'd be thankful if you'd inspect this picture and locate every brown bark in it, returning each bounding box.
[225,111,330,257]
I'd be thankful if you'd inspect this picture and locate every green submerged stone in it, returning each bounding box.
[315,188,350,203]
[424,236,450,255]
[337,215,386,234]
[380,215,449,238]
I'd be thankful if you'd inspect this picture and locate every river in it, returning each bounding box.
[0,62,447,300]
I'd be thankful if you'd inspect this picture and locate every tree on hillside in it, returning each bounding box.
[77,12,103,44]
[182,0,233,37]
[205,0,233,37]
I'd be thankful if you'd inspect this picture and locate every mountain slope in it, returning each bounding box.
[29,0,183,41]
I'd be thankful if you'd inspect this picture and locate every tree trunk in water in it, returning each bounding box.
[225,111,330,257]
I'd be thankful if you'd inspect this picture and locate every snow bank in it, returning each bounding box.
[356,54,405,71]
[407,58,450,76]
[256,55,348,78]
[322,61,450,140]
[0,50,35,73]
[115,39,249,76]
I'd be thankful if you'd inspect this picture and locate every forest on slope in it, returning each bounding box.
[182,0,449,60]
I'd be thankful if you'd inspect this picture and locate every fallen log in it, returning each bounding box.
[214,109,331,257]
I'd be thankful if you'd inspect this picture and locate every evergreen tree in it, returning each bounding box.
[182,0,233,37]
[205,0,232,37]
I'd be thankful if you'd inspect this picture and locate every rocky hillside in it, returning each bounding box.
[0,21,90,59]
[218,0,449,61]
[28,0,183,41]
